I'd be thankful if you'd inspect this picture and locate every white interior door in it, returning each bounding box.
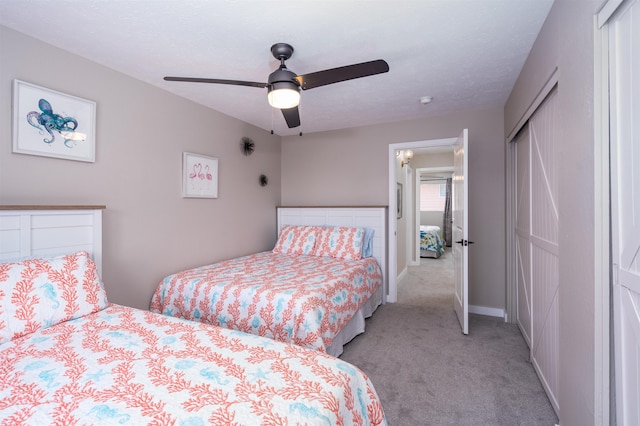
[453,129,469,334]
[610,1,640,423]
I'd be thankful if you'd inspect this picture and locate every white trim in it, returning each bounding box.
[469,305,505,319]
[406,166,416,265]
[505,139,518,324]
[593,14,611,426]
[506,67,559,143]
[597,0,625,27]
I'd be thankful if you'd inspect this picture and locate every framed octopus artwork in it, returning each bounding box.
[12,79,96,162]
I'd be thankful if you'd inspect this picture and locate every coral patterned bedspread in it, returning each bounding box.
[150,252,383,352]
[0,304,386,425]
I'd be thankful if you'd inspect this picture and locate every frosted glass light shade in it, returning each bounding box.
[267,88,301,109]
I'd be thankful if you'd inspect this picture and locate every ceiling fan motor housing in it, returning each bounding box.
[268,66,299,87]
[268,43,300,94]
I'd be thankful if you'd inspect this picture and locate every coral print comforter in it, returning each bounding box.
[0,305,387,425]
[0,251,386,424]
[150,251,383,352]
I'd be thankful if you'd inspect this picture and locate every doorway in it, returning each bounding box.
[388,129,468,337]
[388,138,456,303]
[415,166,454,264]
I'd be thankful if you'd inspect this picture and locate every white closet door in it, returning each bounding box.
[529,88,559,414]
[512,88,559,415]
[515,124,532,347]
[610,0,640,423]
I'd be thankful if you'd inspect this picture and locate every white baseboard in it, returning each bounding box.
[396,267,408,284]
[469,304,505,319]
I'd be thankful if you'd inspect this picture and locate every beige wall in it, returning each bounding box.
[281,107,506,310]
[421,211,444,229]
[504,1,601,424]
[412,151,454,169]
[395,155,409,273]
[0,26,281,310]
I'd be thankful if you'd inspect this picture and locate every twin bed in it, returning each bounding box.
[0,206,387,425]
[151,207,387,357]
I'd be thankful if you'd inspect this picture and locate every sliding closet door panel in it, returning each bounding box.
[529,88,560,414]
[515,125,532,347]
[531,244,560,409]
[531,97,559,246]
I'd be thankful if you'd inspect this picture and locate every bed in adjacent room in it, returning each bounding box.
[151,206,387,357]
[0,206,387,425]
[420,225,446,258]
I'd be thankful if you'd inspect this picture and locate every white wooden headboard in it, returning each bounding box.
[276,206,387,301]
[0,206,105,276]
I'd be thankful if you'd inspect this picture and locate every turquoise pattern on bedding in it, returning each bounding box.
[420,225,445,258]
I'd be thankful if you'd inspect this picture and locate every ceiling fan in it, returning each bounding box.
[164,43,389,129]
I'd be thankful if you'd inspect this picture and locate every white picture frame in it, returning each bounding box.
[396,182,403,219]
[12,79,96,162]
[182,152,218,198]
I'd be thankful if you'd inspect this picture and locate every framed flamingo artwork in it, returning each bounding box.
[12,79,96,162]
[182,152,218,198]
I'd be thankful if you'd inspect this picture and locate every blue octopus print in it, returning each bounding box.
[26,98,79,147]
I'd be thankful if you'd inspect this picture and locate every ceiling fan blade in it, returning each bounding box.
[296,59,389,90]
[281,106,301,128]
[164,76,268,88]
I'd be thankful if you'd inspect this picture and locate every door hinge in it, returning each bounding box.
[455,239,475,246]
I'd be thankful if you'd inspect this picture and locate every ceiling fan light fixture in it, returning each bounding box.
[164,42,389,129]
[267,82,301,109]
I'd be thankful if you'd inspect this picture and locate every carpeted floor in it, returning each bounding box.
[340,249,559,426]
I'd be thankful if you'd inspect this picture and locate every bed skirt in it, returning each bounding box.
[326,285,383,357]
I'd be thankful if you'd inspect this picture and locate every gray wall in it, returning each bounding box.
[504,0,601,424]
[281,107,506,311]
[421,211,444,229]
[0,26,281,310]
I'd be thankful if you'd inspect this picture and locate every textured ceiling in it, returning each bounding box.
[0,0,554,136]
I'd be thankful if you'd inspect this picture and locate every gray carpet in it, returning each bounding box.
[340,250,559,426]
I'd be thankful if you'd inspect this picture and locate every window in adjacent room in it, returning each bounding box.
[420,182,446,211]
